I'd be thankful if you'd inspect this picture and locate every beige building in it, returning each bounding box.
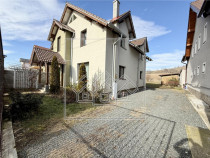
[30,0,150,98]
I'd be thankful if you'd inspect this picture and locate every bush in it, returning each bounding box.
[50,56,60,93]
[78,63,87,91]
[65,87,76,103]
[9,91,43,121]
[167,78,179,87]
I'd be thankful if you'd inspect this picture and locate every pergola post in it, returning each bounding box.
[45,62,49,92]
[38,62,42,84]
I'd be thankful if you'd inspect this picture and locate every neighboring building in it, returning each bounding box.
[159,73,180,85]
[180,68,186,88]
[30,0,151,98]
[182,0,210,105]
[20,58,30,69]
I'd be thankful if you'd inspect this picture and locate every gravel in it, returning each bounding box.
[19,89,207,158]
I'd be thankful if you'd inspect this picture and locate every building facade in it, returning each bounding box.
[30,0,150,98]
[182,0,210,104]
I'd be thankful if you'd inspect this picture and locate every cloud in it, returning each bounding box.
[147,50,184,71]
[4,50,14,55]
[3,41,12,46]
[132,15,171,40]
[0,0,63,41]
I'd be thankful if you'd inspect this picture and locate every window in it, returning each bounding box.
[198,34,201,50]
[202,62,206,74]
[121,38,126,49]
[57,36,61,52]
[195,40,197,54]
[81,29,87,47]
[119,66,125,79]
[192,47,194,58]
[140,71,143,79]
[69,14,77,24]
[203,23,207,43]
[197,66,200,75]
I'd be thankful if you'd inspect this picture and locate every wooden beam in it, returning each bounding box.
[45,62,49,85]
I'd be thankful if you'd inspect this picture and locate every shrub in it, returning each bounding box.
[167,78,179,87]
[9,91,43,121]
[78,63,87,91]
[65,87,76,103]
[50,56,60,93]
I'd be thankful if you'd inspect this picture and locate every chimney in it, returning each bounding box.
[113,0,120,18]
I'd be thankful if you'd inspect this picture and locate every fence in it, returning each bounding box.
[4,69,48,91]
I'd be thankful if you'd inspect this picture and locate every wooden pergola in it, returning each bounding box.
[29,45,65,87]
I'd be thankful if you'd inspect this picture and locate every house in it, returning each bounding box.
[30,0,150,98]
[20,58,30,69]
[159,73,180,86]
[182,0,210,105]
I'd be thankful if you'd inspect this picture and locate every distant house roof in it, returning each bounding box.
[29,45,65,65]
[159,73,180,77]
[20,58,30,63]
[48,19,75,41]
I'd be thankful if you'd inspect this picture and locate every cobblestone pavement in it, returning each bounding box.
[19,89,207,158]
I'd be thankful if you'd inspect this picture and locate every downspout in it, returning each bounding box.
[70,32,75,84]
[112,34,122,99]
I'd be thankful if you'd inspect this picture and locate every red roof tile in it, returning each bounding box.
[30,45,65,65]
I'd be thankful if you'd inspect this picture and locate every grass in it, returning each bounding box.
[146,83,183,90]
[11,95,95,150]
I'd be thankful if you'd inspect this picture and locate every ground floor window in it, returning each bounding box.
[119,66,125,79]
[140,71,143,79]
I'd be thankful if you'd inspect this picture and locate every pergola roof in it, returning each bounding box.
[29,45,65,65]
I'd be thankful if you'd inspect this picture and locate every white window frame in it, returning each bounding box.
[198,34,201,51]
[192,46,194,58]
[197,66,200,75]
[202,62,206,74]
[195,40,197,54]
[203,23,207,44]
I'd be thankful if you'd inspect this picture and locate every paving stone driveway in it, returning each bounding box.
[20,89,207,158]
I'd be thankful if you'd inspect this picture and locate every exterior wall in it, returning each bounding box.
[161,75,179,85]
[186,15,210,100]
[105,20,146,92]
[67,11,107,88]
[180,69,186,88]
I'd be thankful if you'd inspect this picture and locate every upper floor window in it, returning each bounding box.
[203,23,207,43]
[69,14,77,24]
[121,38,126,49]
[195,40,197,54]
[57,36,61,52]
[198,34,201,50]
[119,66,125,79]
[197,66,200,75]
[192,46,194,58]
[81,29,87,47]
[202,62,206,74]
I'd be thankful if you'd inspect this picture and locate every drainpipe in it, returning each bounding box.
[112,34,122,99]
[70,32,75,84]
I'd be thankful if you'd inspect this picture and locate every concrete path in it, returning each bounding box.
[19,89,207,158]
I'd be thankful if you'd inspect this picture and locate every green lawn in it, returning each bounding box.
[11,95,95,149]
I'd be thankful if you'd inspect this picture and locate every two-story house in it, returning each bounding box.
[30,0,150,98]
[182,0,210,105]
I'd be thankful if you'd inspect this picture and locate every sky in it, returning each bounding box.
[0,0,192,70]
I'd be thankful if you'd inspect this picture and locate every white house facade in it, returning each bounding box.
[30,0,150,98]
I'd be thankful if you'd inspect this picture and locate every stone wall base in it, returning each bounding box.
[188,86,210,106]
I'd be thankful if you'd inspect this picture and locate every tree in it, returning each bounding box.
[50,56,60,93]
[78,63,87,91]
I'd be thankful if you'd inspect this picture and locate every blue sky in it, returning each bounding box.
[0,0,192,70]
